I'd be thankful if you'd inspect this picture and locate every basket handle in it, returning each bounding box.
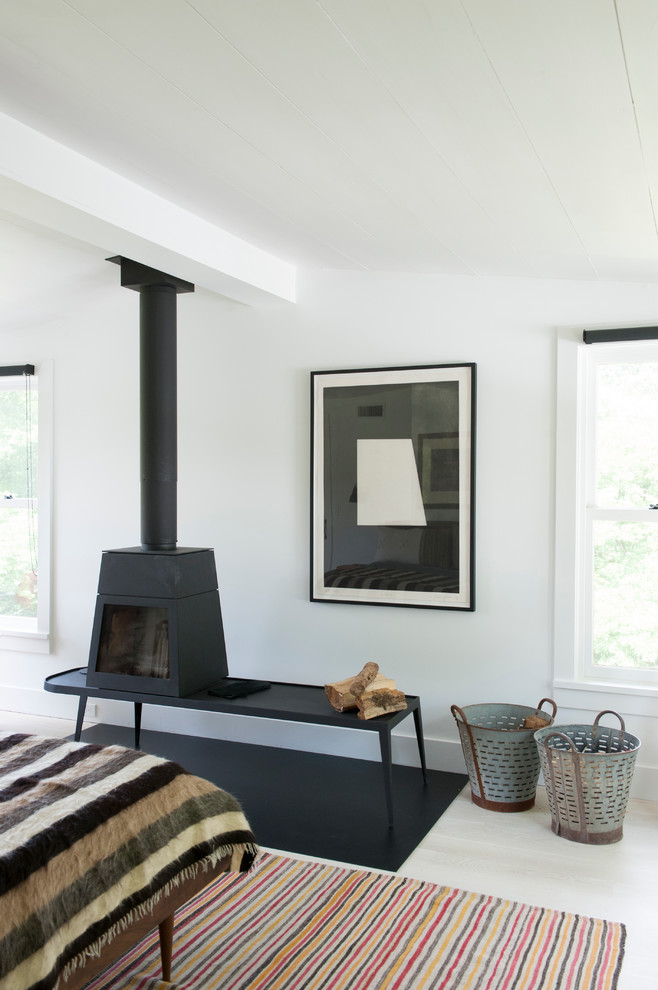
[450,704,486,801]
[536,698,557,721]
[543,730,578,752]
[593,710,625,754]
[543,732,588,837]
[593,710,625,732]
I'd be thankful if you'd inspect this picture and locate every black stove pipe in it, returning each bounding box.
[108,256,194,551]
[140,284,177,550]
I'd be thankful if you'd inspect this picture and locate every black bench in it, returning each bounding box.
[44,667,427,828]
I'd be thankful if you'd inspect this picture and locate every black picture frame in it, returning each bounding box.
[310,363,476,610]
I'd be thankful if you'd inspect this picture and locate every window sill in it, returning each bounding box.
[553,678,658,717]
[0,629,50,654]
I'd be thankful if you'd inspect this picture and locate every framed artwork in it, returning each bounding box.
[310,363,476,610]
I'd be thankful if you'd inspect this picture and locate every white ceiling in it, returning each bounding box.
[0,0,657,307]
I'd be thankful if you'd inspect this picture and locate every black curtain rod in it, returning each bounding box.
[583,327,658,344]
[0,364,35,376]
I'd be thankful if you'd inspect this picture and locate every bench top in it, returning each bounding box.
[45,667,420,732]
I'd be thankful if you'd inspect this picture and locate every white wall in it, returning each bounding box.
[2,260,658,796]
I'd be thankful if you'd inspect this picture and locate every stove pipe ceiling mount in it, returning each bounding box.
[86,257,229,697]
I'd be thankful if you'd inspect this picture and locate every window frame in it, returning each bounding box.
[0,361,51,653]
[554,330,658,712]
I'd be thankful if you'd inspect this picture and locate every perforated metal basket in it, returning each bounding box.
[451,699,557,812]
[535,710,640,844]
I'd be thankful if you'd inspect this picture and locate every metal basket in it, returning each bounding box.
[534,710,640,844]
[451,699,557,812]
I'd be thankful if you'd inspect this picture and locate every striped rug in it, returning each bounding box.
[83,852,625,990]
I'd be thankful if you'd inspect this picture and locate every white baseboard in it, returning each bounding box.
[3,686,81,720]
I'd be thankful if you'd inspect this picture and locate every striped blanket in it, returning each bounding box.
[0,732,258,990]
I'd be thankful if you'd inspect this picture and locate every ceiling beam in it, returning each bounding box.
[0,112,296,306]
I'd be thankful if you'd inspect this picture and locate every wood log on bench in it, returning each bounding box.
[325,662,407,718]
[356,687,407,720]
[349,661,379,697]
[324,676,357,712]
[325,666,397,712]
[325,673,396,712]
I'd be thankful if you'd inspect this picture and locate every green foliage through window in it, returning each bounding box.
[0,383,38,619]
[593,522,658,669]
[596,363,658,509]
[591,358,658,671]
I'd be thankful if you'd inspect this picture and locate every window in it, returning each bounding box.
[0,363,51,651]
[554,330,658,701]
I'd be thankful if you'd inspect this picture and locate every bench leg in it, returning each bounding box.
[412,703,428,784]
[378,728,395,829]
[74,695,88,741]
[134,703,142,749]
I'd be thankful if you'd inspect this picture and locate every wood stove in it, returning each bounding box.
[86,258,228,697]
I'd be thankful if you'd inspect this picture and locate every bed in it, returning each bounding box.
[323,562,460,593]
[323,521,461,595]
[0,731,258,990]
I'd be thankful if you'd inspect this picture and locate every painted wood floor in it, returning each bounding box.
[3,711,655,990]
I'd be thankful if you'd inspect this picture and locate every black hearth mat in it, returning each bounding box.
[76,724,467,872]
